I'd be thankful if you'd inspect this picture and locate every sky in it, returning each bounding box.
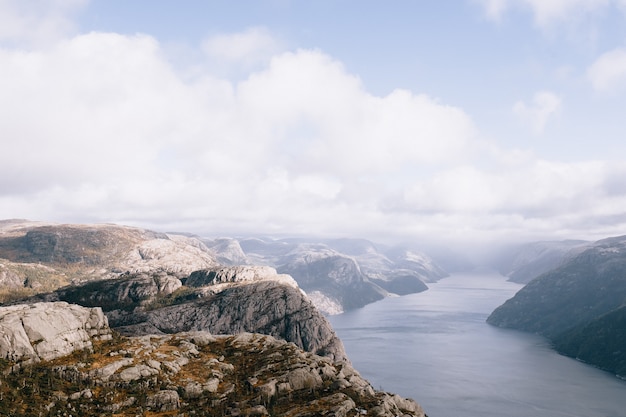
[2,0,626,249]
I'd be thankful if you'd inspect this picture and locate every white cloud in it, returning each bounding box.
[587,47,626,92]
[202,27,283,71]
[0,31,478,237]
[513,91,561,134]
[395,159,626,244]
[478,0,509,21]
[477,0,612,25]
[1,21,625,246]
[402,160,605,214]
[0,0,88,47]
[239,51,477,176]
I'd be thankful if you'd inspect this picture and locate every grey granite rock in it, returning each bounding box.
[0,302,111,363]
[112,280,347,362]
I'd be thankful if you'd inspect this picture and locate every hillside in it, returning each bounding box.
[490,239,588,284]
[0,220,217,301]
[487,235,626,375]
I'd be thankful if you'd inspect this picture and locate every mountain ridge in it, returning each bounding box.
[487,235,626,376]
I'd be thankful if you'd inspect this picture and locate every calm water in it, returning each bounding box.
[329,272,626,417]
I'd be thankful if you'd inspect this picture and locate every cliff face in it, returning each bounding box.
[113,281,347,362]
[487,235,626,375]
[32,266,348,363]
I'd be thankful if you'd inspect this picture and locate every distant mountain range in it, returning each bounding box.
[0,220,449,315]
[490,239,589,284]
[203,236,449,314]
[488,235,626,376]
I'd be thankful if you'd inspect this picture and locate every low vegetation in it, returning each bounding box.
[0,331,424,416]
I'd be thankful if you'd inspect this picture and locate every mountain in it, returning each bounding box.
[29,265,348,362]
[0,221,347,359]
[205,236,448,314]
[0,220,427,414]
[0,302,426,416]
[0,220,218,301]
[487,235,626,376]
[490,240,589,284]
[553,305,626,376]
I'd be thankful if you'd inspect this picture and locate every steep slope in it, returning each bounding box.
[29,266,348,362]
[277,244,387,314]
[553,306,626,376]
[491,240,588,284]
[487,235,626,375]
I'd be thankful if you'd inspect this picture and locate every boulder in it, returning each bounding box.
[0,302,111,363]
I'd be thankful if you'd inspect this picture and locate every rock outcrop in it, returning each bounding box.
[36,270,184,311]
[0,330,425,416]
[28,266,348,363]
[110,279,347,362]
[0,302,111,364]
[186,265,298,290]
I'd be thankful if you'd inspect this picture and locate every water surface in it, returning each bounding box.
[329,272,626,417]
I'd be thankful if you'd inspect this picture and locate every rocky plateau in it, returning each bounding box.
[0,303,425,416]
[0,220,427,415]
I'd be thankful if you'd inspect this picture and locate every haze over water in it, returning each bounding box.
[329,272,626,417]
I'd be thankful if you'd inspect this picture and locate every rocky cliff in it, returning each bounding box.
[29,266,348,363]
[487,235,626,376]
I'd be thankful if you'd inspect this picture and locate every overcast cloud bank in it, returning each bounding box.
[1,0,626,249]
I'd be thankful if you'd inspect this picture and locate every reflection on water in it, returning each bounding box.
[329,272,626,417]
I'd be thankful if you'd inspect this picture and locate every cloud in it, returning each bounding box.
[479,0,509,21]
[393,159,626,244]
[587,47,626,92]
[513,91,561,134]
[236,51,476,175]
[201,27,284,72]
[476,0,613,25]
[0,30,478,237]
[0,0,87,47]
[1,22,625,246]
[401,160,605,214]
